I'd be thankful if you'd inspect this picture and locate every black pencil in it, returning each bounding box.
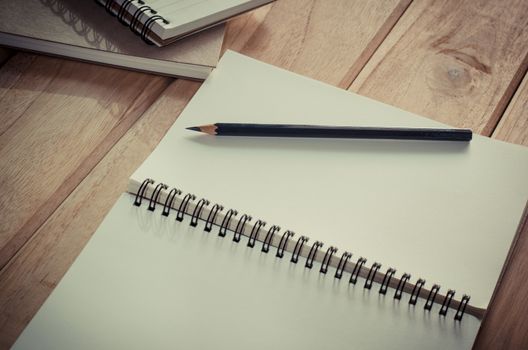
[186,123,473,141]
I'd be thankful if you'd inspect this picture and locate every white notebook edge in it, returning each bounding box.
[0,32,214,80]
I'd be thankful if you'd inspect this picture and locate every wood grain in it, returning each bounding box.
[0,79,200,349]
[492,68,528,145]
[222,4,272,55]
[474,206,528,349]
[350,0,528,135]
[473,71,528,348]
[0,54,171,270]
[226,0,412,88]
[0,54,39,134]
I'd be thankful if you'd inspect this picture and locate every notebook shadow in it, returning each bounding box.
[187,135,471,155]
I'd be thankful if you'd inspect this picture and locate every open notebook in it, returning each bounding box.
[0,0,224,79]
[12,51,528,349]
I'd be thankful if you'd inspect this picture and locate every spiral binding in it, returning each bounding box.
[276,231,294,258]
[99,0,169,44]
[134,179,471,321]
[319,246,337,274]
[248,220,266,248]
[234,214,252,243]
[334,252,351,279]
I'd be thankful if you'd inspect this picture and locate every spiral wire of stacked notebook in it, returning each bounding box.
[98,0,274,46]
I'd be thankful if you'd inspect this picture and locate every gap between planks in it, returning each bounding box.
[487,52,528,137]
[341,0,413,89]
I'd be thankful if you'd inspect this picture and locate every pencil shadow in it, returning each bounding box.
[187,135,471,155]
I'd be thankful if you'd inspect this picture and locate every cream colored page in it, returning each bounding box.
[13,194,480,350]
[158,0,269,26]
[131,51,528,310]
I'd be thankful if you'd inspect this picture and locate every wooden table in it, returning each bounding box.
[1,0,527,348]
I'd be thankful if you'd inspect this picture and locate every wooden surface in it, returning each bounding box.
[0,0,527,348]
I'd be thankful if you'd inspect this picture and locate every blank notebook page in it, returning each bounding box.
[132,51,528,311]
[12,194,481,349]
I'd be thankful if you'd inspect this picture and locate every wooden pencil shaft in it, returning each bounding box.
[214,123,472,141]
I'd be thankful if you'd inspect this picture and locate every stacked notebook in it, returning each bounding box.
[12,51,528,349]
[0,0,271,79]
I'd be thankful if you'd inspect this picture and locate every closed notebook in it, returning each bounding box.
[12,51,528,349]
[0,0,224,79]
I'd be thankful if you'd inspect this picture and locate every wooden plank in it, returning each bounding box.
[0,55,171,271]
[0,79,199,349]
[0,54,54,135]
[492,69,528,145]
[225,0,412,88]
[474,72,528,348]
[474,207,528,349]
[222,4,272,55]
[349,0,528,135]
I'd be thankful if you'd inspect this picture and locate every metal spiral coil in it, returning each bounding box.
[261,225,280,253]
[98,0,169,44]
[219,209,238,237]
[134,179,471,321]
[364,262,381,290]
[424,284,441,310]
[247,220,266,248]
[409,278,425,305]
[134,178,153,206]
[162,187,181,216]
[117,0,134,23]
[334,252,351,279]
[276,230,294,258]
[141,15,169,43]
[204,204,223,232]
[379,268,396,295]
[103,0,115,14]
[130,5,154,34]
[455,295,470,321]
[440,289,456,316]
[305,241,323,269]
[394,273,411,300]
[349,257,366,284]
[148,183,167,211]
[190,198,210,227]
[176,193,196,222]
[233,214,252,243]
[319,246,337,274]
[291,236,309,263]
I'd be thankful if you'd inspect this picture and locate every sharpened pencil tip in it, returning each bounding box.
[186,126,201,132]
